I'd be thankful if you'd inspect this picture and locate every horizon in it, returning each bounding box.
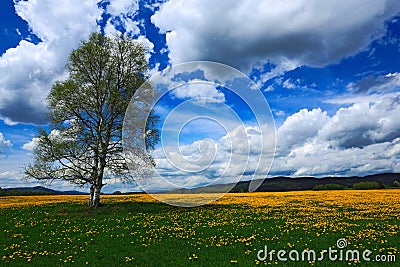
[1,173,398,194]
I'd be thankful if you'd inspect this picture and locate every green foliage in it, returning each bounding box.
[393,181,400,187]
[353,181,384,190]
[312,183,345,191]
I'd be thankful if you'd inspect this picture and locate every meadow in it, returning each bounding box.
[0,190,399,266]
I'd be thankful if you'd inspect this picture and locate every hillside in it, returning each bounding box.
[166,173,400,193]
[0,186,86,196]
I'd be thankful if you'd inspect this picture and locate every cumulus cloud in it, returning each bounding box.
[171,81,226,103]
[277,108,328,153]
[0,0,101,125]
[319,96,400,148]
[271,138,400,177]
[22,137,39,152]
[152,0,400,75]
[271,94,400,176]
[107,0,139,16]
[104,0,141,36]
[0,132,12,156]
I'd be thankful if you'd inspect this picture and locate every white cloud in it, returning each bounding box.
[0,0,101,125]
[101,2,155,73]
[152,0,400,76]
[136,35,155,62]
[282,79,296,89]
[324,92,400,105]
[137,35,154,52]
[0,132,12,155]
[104,0,140,36]
[0,171,30,188]
[22,137,39,152]
[277,108,329,153]
[264,84,275,92]
[107,0,139,16]
[274,110,285,117]
[171,80,226,103]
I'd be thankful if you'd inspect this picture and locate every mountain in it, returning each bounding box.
[166,173,400,193]
[232,173,400,192]
[0,186,86,195]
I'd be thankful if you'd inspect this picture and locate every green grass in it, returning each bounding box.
[0,193,399,266]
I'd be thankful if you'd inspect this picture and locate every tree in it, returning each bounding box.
[25,33,159,208]
[312,183,345,191]
[353,181,384,190]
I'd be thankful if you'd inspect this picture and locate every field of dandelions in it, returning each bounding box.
[0,190,399,266]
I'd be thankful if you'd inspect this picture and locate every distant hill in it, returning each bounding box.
[0,186,86,196]
[232,173,400,192]
[166,173,400,193]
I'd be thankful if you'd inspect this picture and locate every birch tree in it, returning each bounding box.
[25,33,158,208]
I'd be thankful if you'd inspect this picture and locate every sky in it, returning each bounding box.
[0,0,400,193]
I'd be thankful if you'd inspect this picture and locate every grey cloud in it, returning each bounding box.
[152,0,400,73]
[347,72,400,94]
[318,96,400,149]
[0,95,47,125]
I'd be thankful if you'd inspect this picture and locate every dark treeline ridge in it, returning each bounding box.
[167,173,400,193]
[0,186,85,196]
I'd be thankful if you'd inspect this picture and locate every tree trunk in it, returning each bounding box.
[93,185,101,208]
[88,183,102,208]
[88,184,95,208]
[88,154,106,208]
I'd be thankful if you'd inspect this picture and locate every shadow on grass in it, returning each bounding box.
[52,199,233,218]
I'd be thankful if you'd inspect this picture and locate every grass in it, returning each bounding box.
[0,190,399,266]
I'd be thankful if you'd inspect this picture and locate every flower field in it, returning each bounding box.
[0,190,399,266]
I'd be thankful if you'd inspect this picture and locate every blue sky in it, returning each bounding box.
[1,0,400,192]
